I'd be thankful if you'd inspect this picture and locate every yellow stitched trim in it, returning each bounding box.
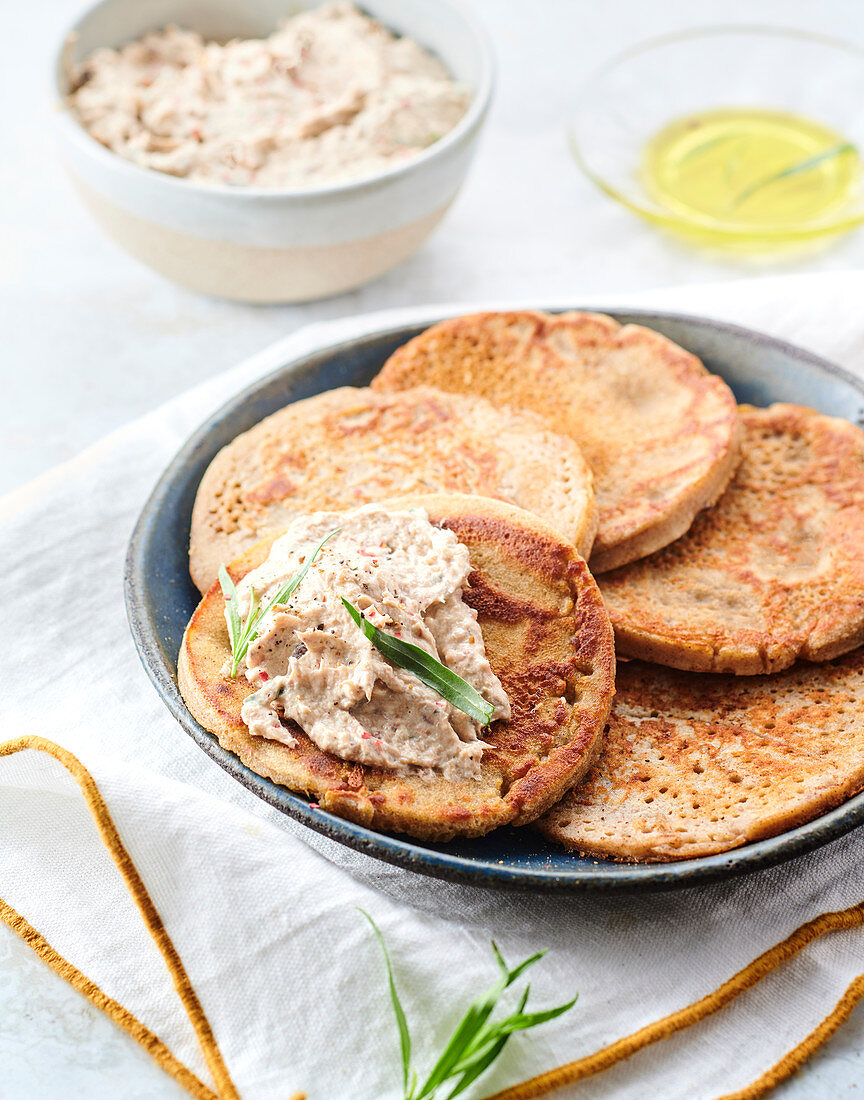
[0,734,859,1100]
[0,898,218,1100]
[717,972,864,1100]
[480,901,864,1100]
[0,735,242,1100]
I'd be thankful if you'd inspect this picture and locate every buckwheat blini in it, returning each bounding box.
[180,494,616,841]
[372,310,742,571]
[539,651,864,862]
[189,386,597,593]
[599,404,864,675]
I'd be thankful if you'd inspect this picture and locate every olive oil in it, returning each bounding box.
[642,107,861,249]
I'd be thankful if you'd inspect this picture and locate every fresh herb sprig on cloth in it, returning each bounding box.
[360,911,577,1100]
[218,529,339,677]
[341,598,495,725]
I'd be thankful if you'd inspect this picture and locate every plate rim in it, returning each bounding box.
[124,306,864,893]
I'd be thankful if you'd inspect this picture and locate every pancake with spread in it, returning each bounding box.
[539,650,864,862]
[599,404,864,675]
[371,310,742,572]
[189,385,597,593]
[179,494,616,841]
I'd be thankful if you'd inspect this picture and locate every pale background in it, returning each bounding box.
[3,0,864,1096]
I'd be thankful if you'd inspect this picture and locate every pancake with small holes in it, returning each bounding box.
[371,310,742,572]
[538,649,864,862]
[189,385,597,593]
[599,404,864,675]
[179,494,616,841]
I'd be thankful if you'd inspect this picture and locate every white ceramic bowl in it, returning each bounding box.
[53,0,494,302]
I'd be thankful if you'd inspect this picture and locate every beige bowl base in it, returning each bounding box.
[74,181,450,303]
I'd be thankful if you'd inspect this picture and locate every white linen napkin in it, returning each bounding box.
[3,272,864,1100]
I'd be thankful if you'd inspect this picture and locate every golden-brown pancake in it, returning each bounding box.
[599,404,864,675]
[538,651,864,862]
[189,385,597,593]
[179,494,616,841]
[372,310,742,572]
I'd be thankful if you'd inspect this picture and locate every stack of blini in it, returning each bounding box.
[181,311,864,860]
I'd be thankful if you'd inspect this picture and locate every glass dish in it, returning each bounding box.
[569,27,864,253]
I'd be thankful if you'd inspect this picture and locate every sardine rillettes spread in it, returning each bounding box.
[66,2,470,188]
[232,505,511,781]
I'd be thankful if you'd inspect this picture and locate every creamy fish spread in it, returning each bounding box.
[233,505,510,781]
[67,2,469,188]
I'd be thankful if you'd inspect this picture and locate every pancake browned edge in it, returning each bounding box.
[599,404,864,675]
[538,651,864,862]
[371,310,742,573]
[189,385,598,594]
[179,494,616,842]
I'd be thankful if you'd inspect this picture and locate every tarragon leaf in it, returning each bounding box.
[218,528,339,677]
[340,599,495,725]
[363,917,578,1100]
[360,910,413,1097]
[730,142,857,210]
[218,565,242,658]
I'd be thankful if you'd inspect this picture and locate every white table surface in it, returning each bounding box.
[4,0,864,1096]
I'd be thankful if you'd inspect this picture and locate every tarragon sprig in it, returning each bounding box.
[218,528,339,677]
[730,141,857,210]
[360,910,577,1100]
[341,599,495,725]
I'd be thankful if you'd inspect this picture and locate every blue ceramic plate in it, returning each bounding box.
[125,309,864,892]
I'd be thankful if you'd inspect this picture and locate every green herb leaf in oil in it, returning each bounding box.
[730,142,857,210]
